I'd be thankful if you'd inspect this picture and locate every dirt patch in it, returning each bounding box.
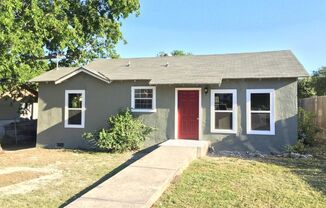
[0,171,46,188]
[0,148,71,167]
[0,166,62,196]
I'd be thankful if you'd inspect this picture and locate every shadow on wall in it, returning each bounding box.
[210,115,298,153]
[36,114,109,149]
[37,107,171,149]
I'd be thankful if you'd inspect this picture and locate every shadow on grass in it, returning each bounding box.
[211,142,326,196]
[260,154,326,195]
[59,144,160,207]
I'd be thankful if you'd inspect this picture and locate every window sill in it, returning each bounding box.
[64,125,84,129]
[211,129,237,134]
[247,130,275,135]
[131,109,157,113]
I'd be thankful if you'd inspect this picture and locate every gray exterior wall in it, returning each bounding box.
[36,72,298,152]
[0,97,20,120]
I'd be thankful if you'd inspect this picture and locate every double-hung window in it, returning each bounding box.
[65,90,85,128]
[246,89,275,135]
[131,86,156,112]
[211,89,237,133]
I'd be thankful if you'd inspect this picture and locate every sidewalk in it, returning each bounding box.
[66,139,210,208]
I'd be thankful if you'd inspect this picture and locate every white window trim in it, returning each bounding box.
[131,86,156,112]
[64,90,85,128]
[210,89,237,134]
[246,89,275,135]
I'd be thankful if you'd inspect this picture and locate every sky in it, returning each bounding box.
[116,0,326,73]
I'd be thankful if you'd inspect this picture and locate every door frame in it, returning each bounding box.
[174,88,202,140]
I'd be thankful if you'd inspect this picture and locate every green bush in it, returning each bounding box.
[285,140,306,154]
[83,109,153,152]
[298,107,319,145]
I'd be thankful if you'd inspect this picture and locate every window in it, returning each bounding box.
[246,89,275,135]
[131,86,156,112]
[210,89,237,133]
[65,90,85,128]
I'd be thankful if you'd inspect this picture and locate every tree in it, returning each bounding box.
[312,67,326,96]
[157,51,169,57]
[298,77,316,98]
[170,50,192,56]
[0,0,140,100]
[298,66,326,98]
[157,50,192,57]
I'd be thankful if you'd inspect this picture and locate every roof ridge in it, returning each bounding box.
[89,50,292,62]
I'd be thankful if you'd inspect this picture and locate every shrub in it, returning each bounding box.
[83,109,153,152]
[285,140,306,154]
[298,107,319,145]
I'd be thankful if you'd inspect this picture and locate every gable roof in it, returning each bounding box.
[30,50,308,85]
[30,67,111,84]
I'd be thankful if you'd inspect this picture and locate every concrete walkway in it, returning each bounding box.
[66,140,210,208]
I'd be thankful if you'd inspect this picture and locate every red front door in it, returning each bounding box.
[177,90,199,140]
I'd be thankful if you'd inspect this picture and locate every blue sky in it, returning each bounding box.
[116,0,326,73]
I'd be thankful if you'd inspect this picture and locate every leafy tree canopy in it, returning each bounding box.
[298,66,326,98]
[312,67,326,96]
[157,50,192,57]
[298,77,316,98]
[0,0,140,99]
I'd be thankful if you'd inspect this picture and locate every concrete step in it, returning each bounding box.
[160,139,210,158]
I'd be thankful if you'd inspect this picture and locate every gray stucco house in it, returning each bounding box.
[30,50,308,152]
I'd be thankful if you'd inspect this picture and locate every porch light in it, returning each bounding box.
[204,87,209,94]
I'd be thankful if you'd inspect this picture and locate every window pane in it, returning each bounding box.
[215,93,233,110]
[251,113,270,130]
[251,93,270,111]
[135,89,153,99]
[68,93,82,108]
[135,99,153,109]
[215,112,232,130]
[68,110,82,125]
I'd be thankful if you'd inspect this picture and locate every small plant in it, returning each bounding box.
[284,140,306,154]
[83,109,153,152]
[298,107,319,145]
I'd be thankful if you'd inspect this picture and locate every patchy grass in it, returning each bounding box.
[155,144,326,208]
[0,171,46,188]
[0,148,132,208]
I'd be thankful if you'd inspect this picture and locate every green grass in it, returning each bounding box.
[155,145,326,208]
[0,148,132,208]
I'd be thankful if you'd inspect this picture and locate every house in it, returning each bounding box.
[30,50,308,152]
[0,90,38,143]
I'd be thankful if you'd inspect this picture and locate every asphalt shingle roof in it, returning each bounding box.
[30,50,308,84]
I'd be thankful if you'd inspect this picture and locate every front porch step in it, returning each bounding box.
[160,139,210,158]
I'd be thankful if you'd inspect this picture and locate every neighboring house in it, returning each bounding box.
[30,50,308,152]
[0,91,38,143]
[0,90,38,122]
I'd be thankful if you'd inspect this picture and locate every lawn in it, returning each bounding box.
[155,144,326,208]
[0,148,133,208]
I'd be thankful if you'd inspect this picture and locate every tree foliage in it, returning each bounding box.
[157,50,192,57]
[298,66,326,98]
[312,67,326,96]
[298,108,319,145]
[0,0,140,98]
[170,50,192,56]
[298,77,316,98]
